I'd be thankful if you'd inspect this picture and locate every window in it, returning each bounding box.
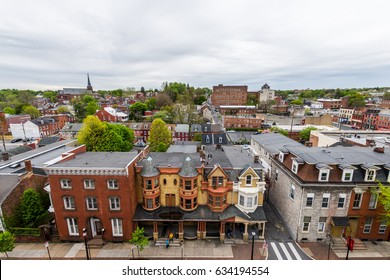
[247,197,253,207]
[278,152,284,162]
[208,195,213,205]
[239,195,245,206]
[83,179,95,189]
[352,193,362,209]
[289,184,295,200]
[318,217,326,233]
[154,178,159,187]
[379,220,387,234]
[322,193,330,208]
[337,194,346,208]
[146,180,152,189]
[246,175,252,186]
[86,197,98,210]
[342,170,353,182]
[146,199,153,209]
[318,170,330,182]
[292,161,298,174]
[368,192,378,209]
[275,170,279,182]
[363,217,373,233]
[306,193,314,207]
[365,170,376,181]
[184,180,192,190]
[163,179,167,185]
[174,179,177,185]
[63,196,75,210]
[66,218,78,236]
[212,176,223,187]
[60,179,71,189]
[107,179,118,189]
[111,218,123,237]
[302,216,311,232]
[109,197,120,210]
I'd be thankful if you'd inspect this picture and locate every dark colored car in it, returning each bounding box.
[11,138,22,143]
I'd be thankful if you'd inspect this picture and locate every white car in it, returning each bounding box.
[242,145,250,150]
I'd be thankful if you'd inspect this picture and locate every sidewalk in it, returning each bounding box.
[1,239,389,260]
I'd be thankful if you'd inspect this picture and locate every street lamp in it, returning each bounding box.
[83,228,90,260]
[251,231,256,260]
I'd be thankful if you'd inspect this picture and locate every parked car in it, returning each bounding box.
[11,138,22,143]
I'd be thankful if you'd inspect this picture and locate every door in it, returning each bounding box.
[91,218,102,237]
[166,194,176,207]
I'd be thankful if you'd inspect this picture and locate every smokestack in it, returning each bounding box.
[24,160,32,172]
[254,155,259,163]
[2,152,9,161]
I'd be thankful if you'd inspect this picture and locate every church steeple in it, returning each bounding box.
[87,73,93,91]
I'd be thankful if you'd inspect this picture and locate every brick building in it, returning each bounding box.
[45,148,146,242]
[211,85,248,106]
[223,116,263,129]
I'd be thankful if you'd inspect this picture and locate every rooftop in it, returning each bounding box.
[48,151,139,169]
[251,133,302,155]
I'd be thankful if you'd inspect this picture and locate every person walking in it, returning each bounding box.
[165,238,169,249]
[169,232,174,243]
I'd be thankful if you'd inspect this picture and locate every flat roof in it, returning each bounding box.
[48,151,139,169]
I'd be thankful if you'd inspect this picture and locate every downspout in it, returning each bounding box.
[296,186,305,242]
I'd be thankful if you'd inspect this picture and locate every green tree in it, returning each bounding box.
[377,181,390,225]
[0,231,15,259]
[3,107,15,114]
[150,110,172,123]
[19,188,46,228]
[290,99,303,106]
[57,106,70,114]
[270,126,289,136]
[146,98,157,111]
[22,105,40,119]
[85,101,99,116]
[129,102,147,121]
[129,226,149,259]
[193,132,202,141]
[78,116,134,151]
[148,118,171,152]
[299,126,317,141]
[383,92,390,100]
[43,91,57,103]
[72,95,99,121]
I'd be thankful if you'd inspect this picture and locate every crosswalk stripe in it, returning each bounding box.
[287,242,302,260]
[279,242,292,260]
[270,242,283,260]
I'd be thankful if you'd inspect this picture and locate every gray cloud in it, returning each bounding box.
[1,0,390,91]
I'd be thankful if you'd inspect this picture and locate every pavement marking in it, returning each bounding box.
[287,242,302,260]
[65,243,83,258]
[270,242,283,260]
[279,242,292,260]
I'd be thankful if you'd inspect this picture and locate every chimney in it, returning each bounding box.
[254,155,259,163]
[374,147,385,153]
[304,141,313,147]
[24,160,32,172]
[2,152,9,161]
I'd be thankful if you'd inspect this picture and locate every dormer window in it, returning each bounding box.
[278,152,284,162]
[246,175,252,186]
[316,163,332,182]
[362,164,380,182]
[342,169,353,181]
[292,161,298,174]
[365,170,376,181]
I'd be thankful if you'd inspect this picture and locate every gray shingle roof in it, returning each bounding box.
[140,156,160,177]
[251,133,303,155]
[178,156,198,177]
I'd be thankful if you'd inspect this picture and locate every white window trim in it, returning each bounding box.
[84,179,95,189]
[337,194,346,209]
[63,196,75,210]
[342,169,354,182]
[292,161,298,174]
[290,184,295,200]
[321,193,330,208]
[379,220,387,234]
[318,221,326,233]
[363,217,373,233]
[368,193,378,209]
[109,197,121,210]
[318,169,330,182]
[302,218,311,232]
[67,218,79,236]
[60,179,71,189]
[352,193,363,209]
[111,218,123,237]
[86,197,98,210]
[245,175,252,186]
[306,193,314,208]
[365,169,376,182]
[278,152,284,162]
[107,179,119,189]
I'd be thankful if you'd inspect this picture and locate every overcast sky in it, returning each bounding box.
[1,0,390,91]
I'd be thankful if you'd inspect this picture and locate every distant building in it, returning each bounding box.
[258,83,275,103]
[95,107,129,123]
[211,85,248,106]
[58,74,94,101]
